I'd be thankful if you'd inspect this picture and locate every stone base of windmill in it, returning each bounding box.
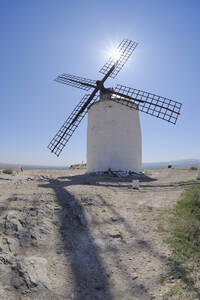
[87,99,142,174]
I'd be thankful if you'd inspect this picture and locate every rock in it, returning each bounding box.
[132,179,140,189]
[31,231,40,241]
[7,196,19,202]
[29,207,38,217]
[14,256,51,291]
[111,216,122,222]
[39,219,53,234]
[4,211,22,234]
[16,231,32,248]
[26,177,34,181]
[0,256,11,265]
[5,237,19,252]
[109,233,121,239]
[0,289,15,300]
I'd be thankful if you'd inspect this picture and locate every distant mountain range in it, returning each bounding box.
[0,159,200,170]
[142,159,200,169]
[0,162,67,170]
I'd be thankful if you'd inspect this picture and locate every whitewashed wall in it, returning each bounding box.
[87,99,142,173]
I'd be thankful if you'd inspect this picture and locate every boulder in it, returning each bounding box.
[4,211,22,234]
[14,256,51,291]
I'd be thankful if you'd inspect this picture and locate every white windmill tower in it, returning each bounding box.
[48,39,182,173]
[86,95,142,173]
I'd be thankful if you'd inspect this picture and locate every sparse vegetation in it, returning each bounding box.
[189,166,198,171]
[2,169,13,175]
[178,179,198,186]
[143,170,152,177]
[168,183,200,261]
[147,206,153,211]
[159,183,200,298]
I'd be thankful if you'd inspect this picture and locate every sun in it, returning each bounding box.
[108,47,121,62]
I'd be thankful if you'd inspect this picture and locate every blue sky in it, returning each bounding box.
[0,0,199,166]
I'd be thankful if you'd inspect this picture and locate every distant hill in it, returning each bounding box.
[0,159,199,171]
[142,159,200,169]
[0,162,67,170]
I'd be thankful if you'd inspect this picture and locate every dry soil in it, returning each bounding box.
[0,168,197,300]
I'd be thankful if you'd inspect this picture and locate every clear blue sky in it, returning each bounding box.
[0,0,199,166]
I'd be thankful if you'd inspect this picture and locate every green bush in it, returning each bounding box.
[2,169,13,175]
[189,166,198,171]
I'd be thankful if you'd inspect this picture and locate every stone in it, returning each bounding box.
[39,219,53,234]
[0,256,11,265]
[111,216,121,222]
[0,289,15,300]
[16,231,32,248]
[4,211,22,234]
[15,256,51,291]
[109,233,121,239]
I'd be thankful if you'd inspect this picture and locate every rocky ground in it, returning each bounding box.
[0,167,198,300]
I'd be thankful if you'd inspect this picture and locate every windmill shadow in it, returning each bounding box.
[40,179,113,300]
[57,171,157,189]
[39,173,164,300]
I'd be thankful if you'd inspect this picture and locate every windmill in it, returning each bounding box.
[48,39,182,172]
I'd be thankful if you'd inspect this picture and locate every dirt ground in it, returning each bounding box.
[0,167,198,300]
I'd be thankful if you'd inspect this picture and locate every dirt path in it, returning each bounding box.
[0,168,197,299]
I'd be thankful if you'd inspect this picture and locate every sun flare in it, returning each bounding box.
[108,48,121,61]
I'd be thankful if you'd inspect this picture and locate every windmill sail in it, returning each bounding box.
[48,38,182,157]
[99,39,138,79]
[114,84,182,124]
[55,74,96,91]
[48,94,99,156]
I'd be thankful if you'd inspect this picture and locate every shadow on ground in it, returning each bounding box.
[40,178,113,300]
[57,172,157,188]
[39,173,165,299]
